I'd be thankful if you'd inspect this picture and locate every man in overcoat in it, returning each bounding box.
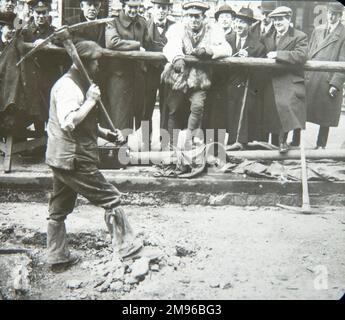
[225,7,266,150]
[262,6,308,153]
[161,1,231,150]
[105,0,148,133]
[306,2,345,149]
[21,0,60,140]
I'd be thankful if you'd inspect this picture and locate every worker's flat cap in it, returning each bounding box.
[327,2,344,13]
[182,1,210,14]
[75,40,103,60]
[268,6,293,18]
[214,4,235,20]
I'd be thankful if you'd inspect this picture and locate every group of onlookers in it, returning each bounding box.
[1,0,345,154]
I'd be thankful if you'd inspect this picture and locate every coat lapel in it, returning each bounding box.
[277,27,294,50]
[310,23,344,58]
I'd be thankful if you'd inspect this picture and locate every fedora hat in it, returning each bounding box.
[235,7,257,24]
[215,4,235,21]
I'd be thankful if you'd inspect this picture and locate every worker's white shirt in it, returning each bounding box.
[51,75,84,131]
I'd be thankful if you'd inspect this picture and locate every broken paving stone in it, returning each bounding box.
[112,267,125,281]
[93,278,105,288]
[222,282,233,290]
[175,245,195,257]
[126,276,139,285]
[13,264,30,293]
[122,285,131,292]
[131,257,150,281]
[66,279,83,290]
[150,264,159,272]
[110,281,123,292]
[209,282,220,289]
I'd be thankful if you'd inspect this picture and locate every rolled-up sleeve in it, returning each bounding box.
[53,78,84,131]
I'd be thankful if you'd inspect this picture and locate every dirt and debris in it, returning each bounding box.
[0,202,344,300]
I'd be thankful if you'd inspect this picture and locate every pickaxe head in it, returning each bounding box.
[16,17,113,66]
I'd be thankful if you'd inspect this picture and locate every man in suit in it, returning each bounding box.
[225,7,266,150]
[250,1,275,41]
[262,6,308,153]
[306,2,345,149]
[65,0,105,46]
[142,0,174,151]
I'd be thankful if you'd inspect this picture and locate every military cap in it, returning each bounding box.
[75,40,103,60]
[214,4,235,21]
[151,0,172,5]
[327,2,344,13]
[182,1,210,14]
[268,6,293,18]
[259,1,276,13]
[235,7,257,24]
[30,0,51,11]
[0,11,16,27]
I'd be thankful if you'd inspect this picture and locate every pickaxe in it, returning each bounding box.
[17,18,117,132]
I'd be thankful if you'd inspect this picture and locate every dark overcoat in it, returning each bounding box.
[144,17,174,131]
[204,31,266,144]
[262,27,308,134]
[104,10,148,131]
[21,20,60,123]
[306,23,345,127]
[65,13,106,47]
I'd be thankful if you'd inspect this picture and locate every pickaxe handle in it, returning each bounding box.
[62,37,116,132]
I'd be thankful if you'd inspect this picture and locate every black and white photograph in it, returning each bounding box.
[0,0,344,302]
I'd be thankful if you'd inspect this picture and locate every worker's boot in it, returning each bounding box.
[46,219,79,268]
[104,207,142,259]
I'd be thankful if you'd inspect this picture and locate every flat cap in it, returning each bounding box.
[268,6,292,18]
[182,1,210,14]
[327,2,344,13]
[75,40,103,60]
[215,4,235,20]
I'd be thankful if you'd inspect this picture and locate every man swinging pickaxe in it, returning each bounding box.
[18,20,143,264]
[17,18,118,134]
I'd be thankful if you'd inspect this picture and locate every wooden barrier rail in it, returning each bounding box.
[23,43,345,73]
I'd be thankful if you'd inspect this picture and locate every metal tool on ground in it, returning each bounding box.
[226,77,250,151]
[277,130,323,214]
